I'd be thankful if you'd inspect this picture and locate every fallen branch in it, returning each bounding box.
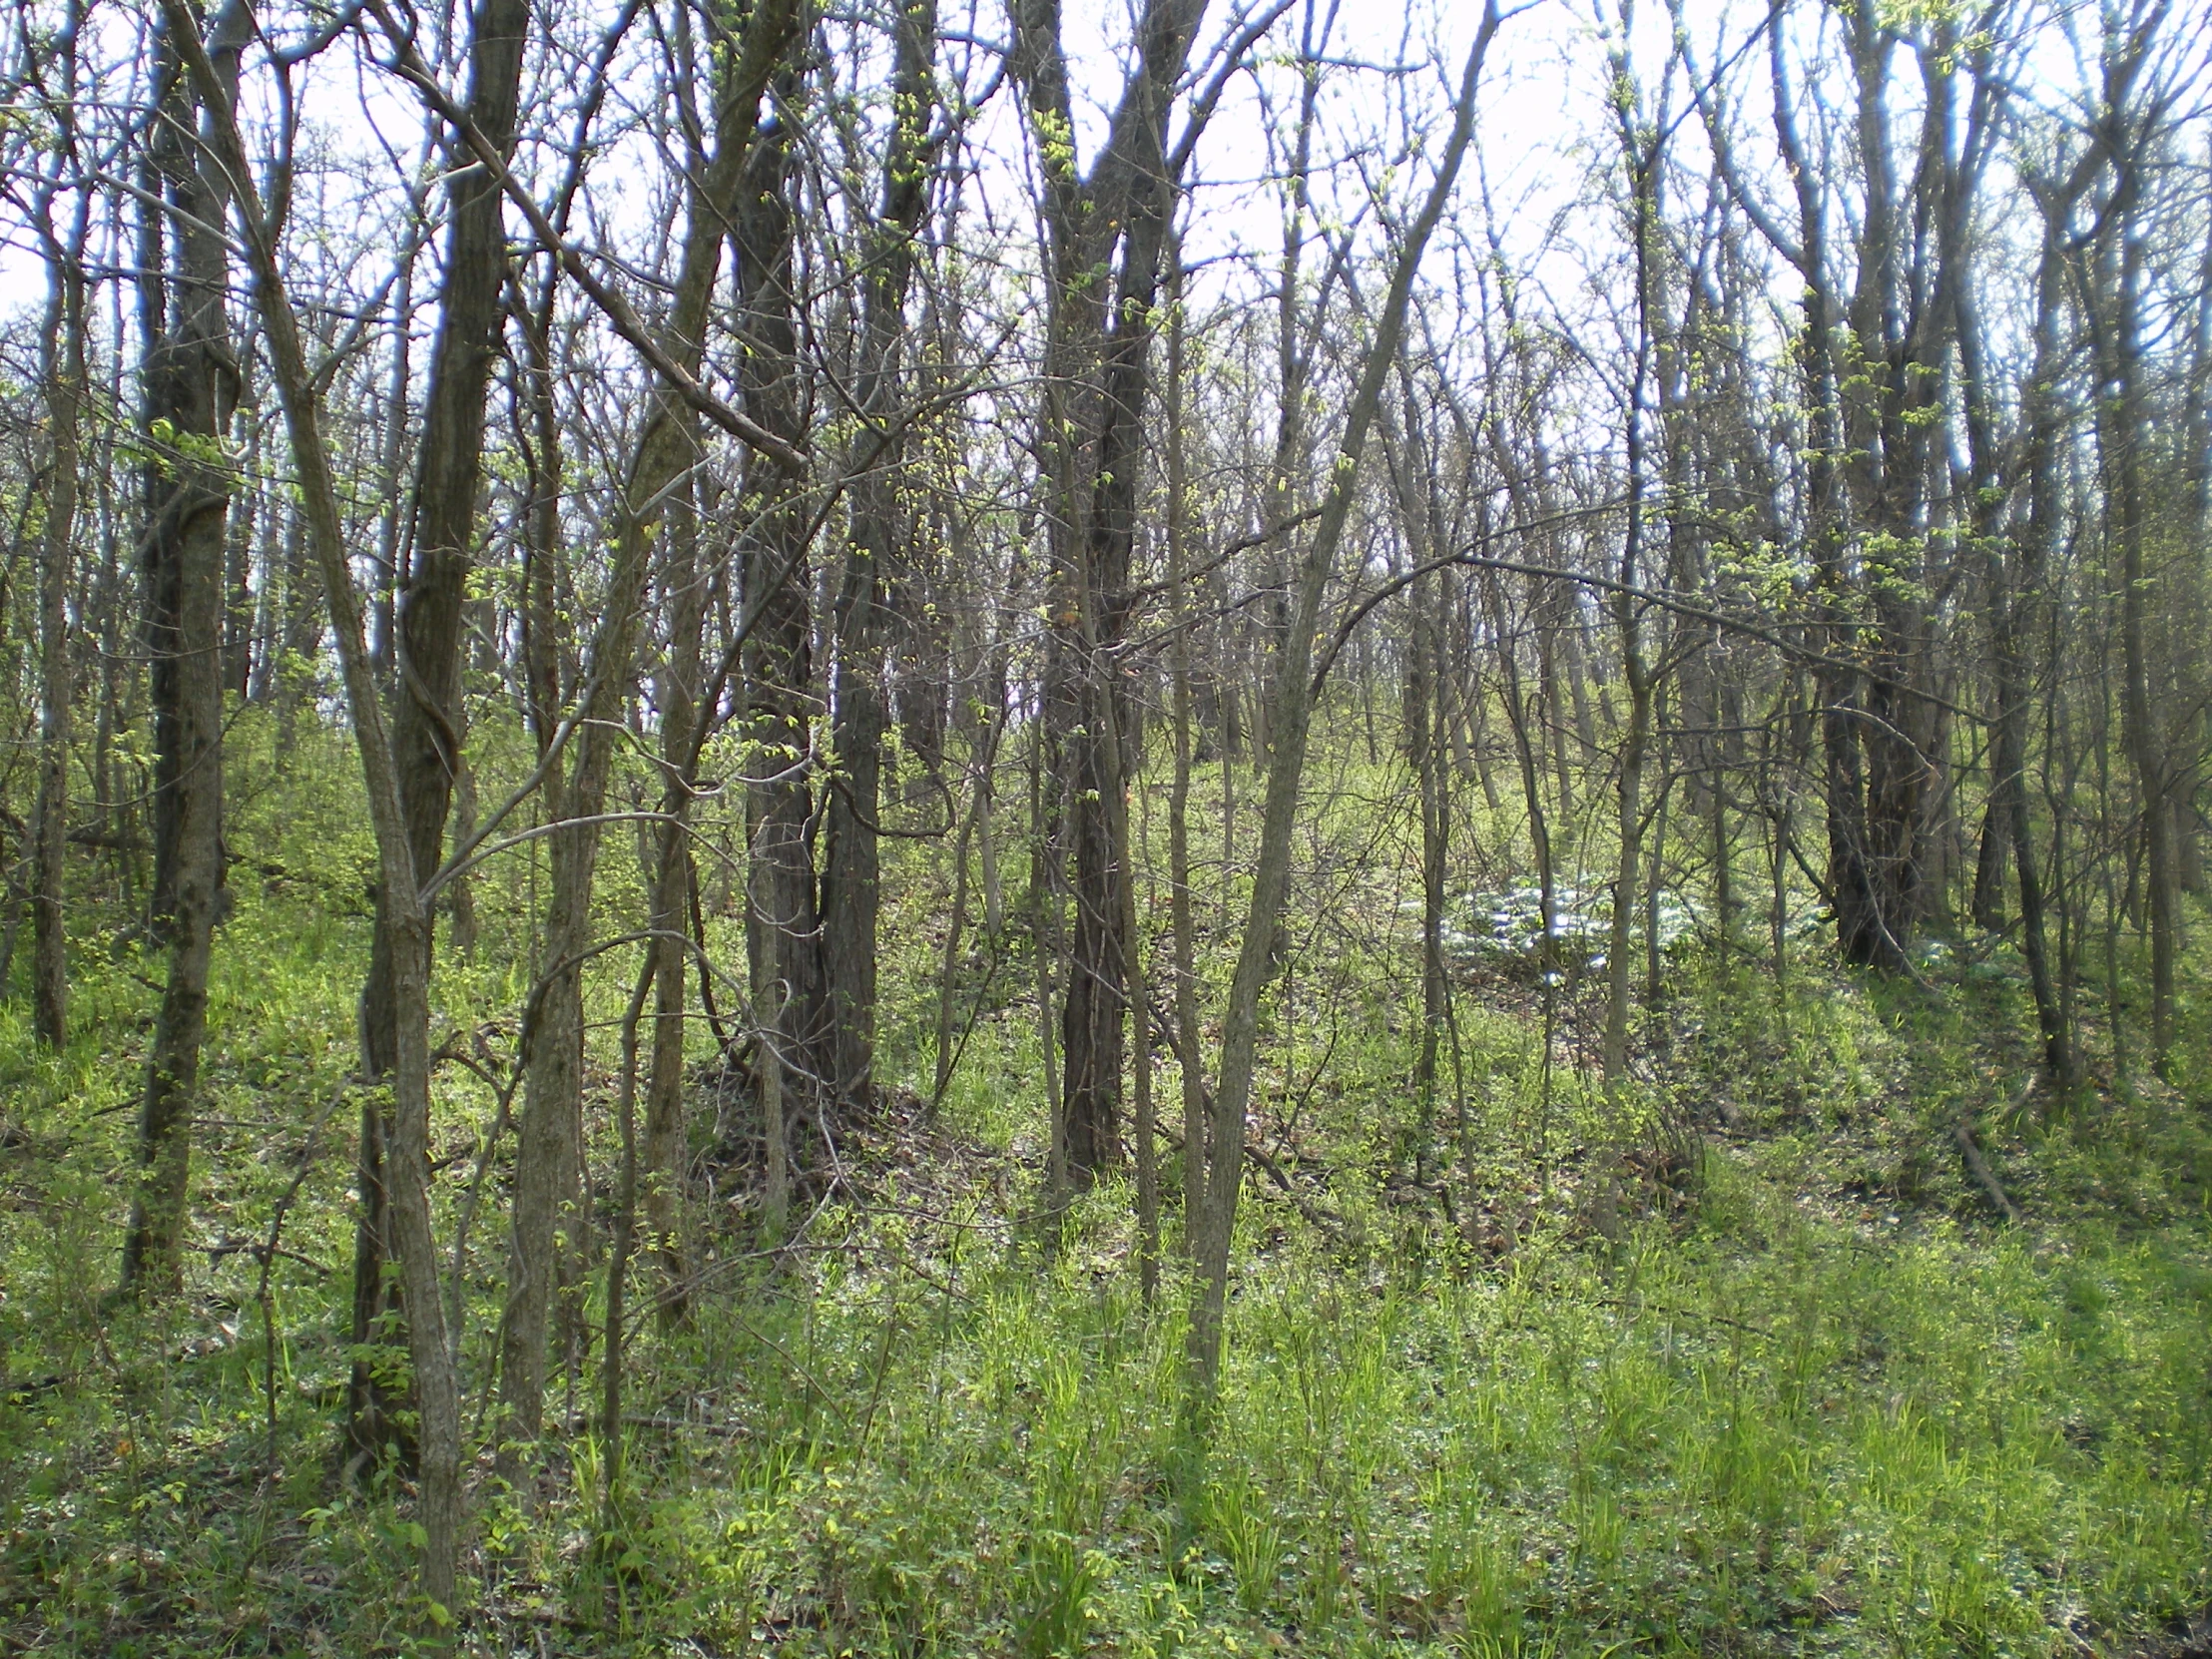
[1156,1119,1345,1233]
[1953,1102,2021,1225]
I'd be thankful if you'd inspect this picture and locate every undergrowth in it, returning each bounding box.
[2,722,2209,1656]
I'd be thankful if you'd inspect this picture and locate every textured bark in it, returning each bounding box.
[820,0,936,1104]
[121,6,244,1294]
[345,0,530,1469]
[495,665,623,1461]
[495,378,678,1464]
[359,0,530,1075]
[1602,46,1660,1096]
[2102,240,2174,1072]
[1164,254,1208,1250]
[501,2,797,1450]
[1379,371,1449,1157]
[159,0,463,1608]
[2079,16,2177,1075]
[642,518,707,1317]
[1730,9,1929,972]
[737,109,831,1155]
[1013,0,1211,1182]
[32,188,86,1052]
[1957,128,2083,1086]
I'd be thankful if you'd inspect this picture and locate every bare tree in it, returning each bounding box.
[1188,3,1500,1399]
[120,0,246,1294]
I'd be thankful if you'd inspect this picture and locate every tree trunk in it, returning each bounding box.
[2099,232,2174,1072]
[1188,13,1496,1398]
[346,0,529,1467]
[642,510,707,1320]
[1603,53,1660,1096]
[359,0,530,1075]
[1014,0,1212,1185]
[161,0,464,1607]
[1164,250,1209,1250]
[121,6,243,1294]
[735,94,830,1194]
[31,185,87,1052]
[820,0,936,1104]
[501,7,795,1450]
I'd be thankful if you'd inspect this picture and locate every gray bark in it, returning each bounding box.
[122,4,245,1294]
[158,0,464,1611]
[1187,9,1498,1398]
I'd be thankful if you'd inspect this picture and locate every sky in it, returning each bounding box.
[0,0,1688,325]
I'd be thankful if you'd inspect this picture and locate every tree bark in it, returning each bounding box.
[158,0,464,1610]
[1187,10,1497,1399]
[1165,245,1208,1250]
[735,92,830,1192]
[501,1,798,1454]
[122,4,244,1294]
[820,0,938,1104]
[347,0,529,1467]
[31,166,88,1052]
[2098,230,2174,1073]
[1014,0,1212,1184]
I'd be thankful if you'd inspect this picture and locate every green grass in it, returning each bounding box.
[2,722,2209,1655]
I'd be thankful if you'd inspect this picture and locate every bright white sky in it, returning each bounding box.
[0,0,1692,323]
[3,0,2123,429]
[1051,0,1674,282]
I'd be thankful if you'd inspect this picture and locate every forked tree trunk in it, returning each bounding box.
[820,0,937,1105]
[160,0,462,1610]
[346,0,529,1467]
[1014,0,1212,1185]
[502,6,796,1452]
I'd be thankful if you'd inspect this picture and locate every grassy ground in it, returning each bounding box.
[2,723,2209,1656]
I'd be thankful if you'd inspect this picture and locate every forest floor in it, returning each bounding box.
[2,738,2209,1657]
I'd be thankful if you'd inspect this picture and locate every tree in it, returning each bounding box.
[1011,0,1218,1185]
[1188,2,1501,1397]
[345,0,530,1466]
[497,0,802,1462]
[156,0,464,1607]
[16,0,91,1052]
[120,0,246,1294]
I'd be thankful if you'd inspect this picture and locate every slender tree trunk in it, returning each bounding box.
[1380,368,1449,1171]
[642,496,707,1320]
[2098,231,2174,1073]
[1603,70,1660,1096]
[1119,723,1160,1299]
[1031,704,1066,1200]
[1165,253,1208,1252]
[122,6,243,1294]
[347,0,529,1466]
[1188,13,1496,1398]
[359,0,530,1076]
[1960,188,2073,1086]
[820,0,936,1105]
[599,951,656,1526]
[501,13,793,1450]
[161,0,463,1606]
[932,790,978,1110]
[32,187,87,1052]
